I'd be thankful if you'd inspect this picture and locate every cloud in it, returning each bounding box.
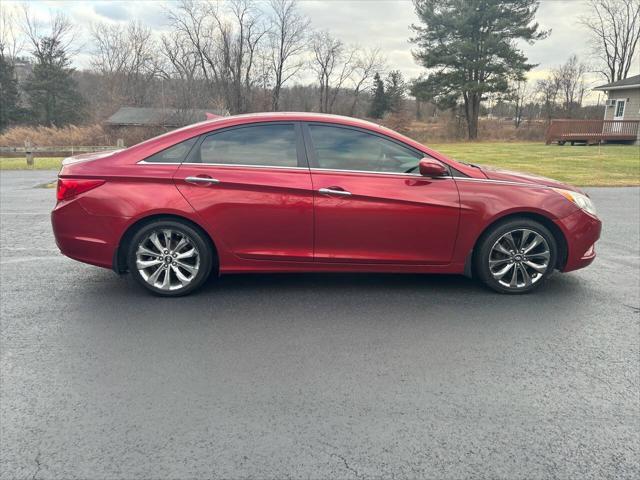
[92,2,131,21]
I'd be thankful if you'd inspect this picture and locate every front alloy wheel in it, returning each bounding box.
[489,229,550,289]
[476,219,557,294]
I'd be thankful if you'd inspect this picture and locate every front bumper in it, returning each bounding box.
[555,209,602,272]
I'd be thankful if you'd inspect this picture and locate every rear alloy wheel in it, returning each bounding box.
[476,219,557,294]
[128,220,213,296]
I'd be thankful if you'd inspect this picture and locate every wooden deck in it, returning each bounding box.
[545,119,640,145]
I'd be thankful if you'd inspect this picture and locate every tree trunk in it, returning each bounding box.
[463,92,480,140]
[272,85,281,111]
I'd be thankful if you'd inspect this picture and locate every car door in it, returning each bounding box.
[303,123,460,265]
[175,122,314,262]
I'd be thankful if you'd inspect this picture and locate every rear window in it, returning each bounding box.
[144,137,198,163]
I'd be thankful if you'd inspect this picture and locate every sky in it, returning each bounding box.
[4,0,637,102]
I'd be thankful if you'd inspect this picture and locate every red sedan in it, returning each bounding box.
[52,113,601,296]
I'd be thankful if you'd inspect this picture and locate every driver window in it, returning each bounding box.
[308,124,422,173]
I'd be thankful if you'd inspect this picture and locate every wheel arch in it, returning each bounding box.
[464,211,568,277]
[113,213,219,274]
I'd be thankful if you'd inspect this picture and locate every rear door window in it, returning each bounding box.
[195,124,298,167]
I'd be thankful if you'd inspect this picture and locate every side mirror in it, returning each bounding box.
[418,158,448,177]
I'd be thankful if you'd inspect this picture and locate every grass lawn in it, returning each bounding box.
[0,157,63,171]
[430,142,639,186]
[1,142,638,186]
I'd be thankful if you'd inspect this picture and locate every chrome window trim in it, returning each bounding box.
[309,167,452,179]
[137,160,182,165]
[185,162,308,170]
[138,159,308,170]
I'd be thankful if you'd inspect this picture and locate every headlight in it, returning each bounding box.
[552,188,597,217]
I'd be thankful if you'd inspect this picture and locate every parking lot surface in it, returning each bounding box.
[1,170,638,479]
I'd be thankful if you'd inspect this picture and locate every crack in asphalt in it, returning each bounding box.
[623,304,640,313]
[31,451,42,480]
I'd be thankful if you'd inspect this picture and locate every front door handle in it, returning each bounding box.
[184,176,220,186]
[318,187,351,197]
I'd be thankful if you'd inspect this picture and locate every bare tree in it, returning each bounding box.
[21,7,76,59]
[348,47,385,116]
[0,4,24,61]
[311,31,357,113]
[510,80,531,127]
[581,0,640,82]
[268,0,309,111]
[90,21,159,106]
[167,0,268,114]
[553,55,589,116]
[535,76,560,123]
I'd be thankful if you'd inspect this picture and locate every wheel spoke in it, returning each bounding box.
[163,229,173,250]
[524,260,547,273]
[173,236,189,253]
[176,248,197,259]
[147,265,163,285]
[171,264,191,284]
[528,250,550,261]
[492,262,514,279]
[136,258,162,269]
[503,233,518,252]
[489,257,510,268]
[519,264,532,287]
[175,260,198,275]
[494,242,512,256]
[509,265,519,288]
[160,268,171,290]
[523,235,543,254]
[137,245,159,257]
[149,233,164,253]
[519,229,531,250]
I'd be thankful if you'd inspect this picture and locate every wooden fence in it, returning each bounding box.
[0,140,123,167]
[545,119,640,145]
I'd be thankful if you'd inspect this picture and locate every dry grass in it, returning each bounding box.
[0,124,110,147]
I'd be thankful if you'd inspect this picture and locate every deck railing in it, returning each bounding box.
[545,119,640,144]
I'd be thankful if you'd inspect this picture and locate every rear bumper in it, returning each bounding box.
[555,209,602,272]
[51,199,124,269]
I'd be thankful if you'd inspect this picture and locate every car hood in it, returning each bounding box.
[478,165,583,193]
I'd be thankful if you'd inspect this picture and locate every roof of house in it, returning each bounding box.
[594,74,640,91]
[105,107,227,127]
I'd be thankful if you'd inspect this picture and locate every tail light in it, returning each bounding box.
[56,178,105,201]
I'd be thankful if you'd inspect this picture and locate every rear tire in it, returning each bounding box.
[127,220,213,296]
[475,218,557,294]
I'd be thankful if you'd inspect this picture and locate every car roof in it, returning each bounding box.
[120,111,479,178]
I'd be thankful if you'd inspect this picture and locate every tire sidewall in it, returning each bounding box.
[127,220,213,297]
[475,219,558,294]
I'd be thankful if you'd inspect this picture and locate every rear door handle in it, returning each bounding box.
[184,176,220,186]
[318,187,351,197]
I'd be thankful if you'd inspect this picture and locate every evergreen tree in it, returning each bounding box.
[0,54,21,130]
[368,72,387,118]
[411,0,547,139]
[384,70,406,113]
[23,36,84,126]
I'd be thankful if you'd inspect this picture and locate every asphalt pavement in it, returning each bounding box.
[1,170,638,479]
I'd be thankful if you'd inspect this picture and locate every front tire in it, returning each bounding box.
[475,218,557,294]
[127,220,213,296]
